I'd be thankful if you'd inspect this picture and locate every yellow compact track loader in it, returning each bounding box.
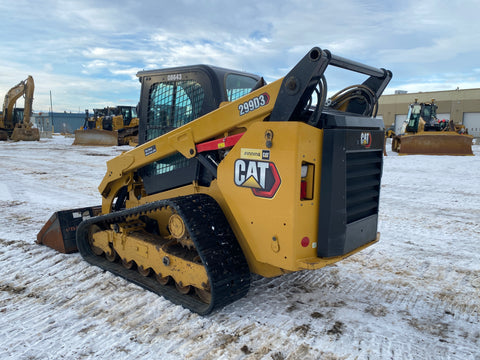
[73,106,139,146]
[392,100,473,155]
[0,75,40,141]
[38,47,392,314]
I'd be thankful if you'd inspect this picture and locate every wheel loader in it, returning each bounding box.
[0,75,40,141]
[392,99,473,155]
[73,105,139,146]
[37,47,392,314]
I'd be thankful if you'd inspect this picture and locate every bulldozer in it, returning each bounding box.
[37,47,392,314]
[391,99,473,155]
[0,75,40,141]
[73,105,139,146]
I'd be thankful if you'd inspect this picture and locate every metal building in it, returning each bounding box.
[32,112,86,134]
[32,113,53,138]
[377,88,480,138]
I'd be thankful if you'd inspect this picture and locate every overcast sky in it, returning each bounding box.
[2,0,479,112]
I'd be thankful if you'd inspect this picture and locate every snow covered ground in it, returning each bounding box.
[0,135,479,360]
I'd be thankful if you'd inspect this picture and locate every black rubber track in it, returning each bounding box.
[76,194,251,315]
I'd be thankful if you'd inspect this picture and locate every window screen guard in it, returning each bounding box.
[145,80,205,177]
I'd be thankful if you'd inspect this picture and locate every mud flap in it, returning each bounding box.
[37,206,101,253]
[73,129,119,146]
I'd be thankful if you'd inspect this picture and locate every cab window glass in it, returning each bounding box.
[147,80,204,141]
[226,74,258,101]
[145,79,205,176]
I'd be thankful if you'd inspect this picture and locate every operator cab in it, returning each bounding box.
[12,108,25,127]
[136,65,262,195]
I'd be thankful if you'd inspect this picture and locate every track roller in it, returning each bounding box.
[76,194,251,315]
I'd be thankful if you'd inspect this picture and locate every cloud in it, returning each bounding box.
[1,0,480,112]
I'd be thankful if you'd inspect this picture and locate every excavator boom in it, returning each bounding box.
[0,75,39,141]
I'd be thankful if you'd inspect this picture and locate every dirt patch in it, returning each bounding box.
[365,304,388,317]
[319,300,346,308]
[240,344,251,354]
[271,352,285,360]
[0,238,16,247]
[408,317,449,338]
[8,213,32,222]
[286,304,297,313]
[85,153,111,157]
[78,325,97,334]
[327,321,344,337]
[0,283,27,295]
[310,311,324,319]
[293,324,310,336]
[0,200,25,207]
[216,333,239,349]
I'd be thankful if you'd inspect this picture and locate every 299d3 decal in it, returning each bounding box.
[238,93,270,116]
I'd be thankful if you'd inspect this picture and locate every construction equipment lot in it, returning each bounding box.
[0,136,479,359]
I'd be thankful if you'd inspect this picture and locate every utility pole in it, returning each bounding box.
[49,90,54,132]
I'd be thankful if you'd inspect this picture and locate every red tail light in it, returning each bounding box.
[300,180,307,200]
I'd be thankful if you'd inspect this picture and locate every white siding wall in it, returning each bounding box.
[463,112,480,137]
[395,114,407,134]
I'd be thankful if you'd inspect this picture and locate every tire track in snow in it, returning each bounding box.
[1,138,480,360]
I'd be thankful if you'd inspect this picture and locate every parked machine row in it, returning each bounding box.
[73,106,139,146]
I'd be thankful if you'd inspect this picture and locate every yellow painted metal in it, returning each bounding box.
[98,78,284,211]
[73,128,119,146]
[73,108,139,146]
[296,234,380,270]
[216,121,324,276]
[117,119,380,278]
[10,125,40,141]
[392,132,474,156]
[91,217,209,290]
[392,100,474,156]
[1,75,38,141]
[96,74,382,278]
[168,214,186,239]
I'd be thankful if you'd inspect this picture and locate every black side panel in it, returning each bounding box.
[317,122,384,257]
[142,158,214,195]
[142,159,198,195]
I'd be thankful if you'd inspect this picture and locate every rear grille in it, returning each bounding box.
[346,150,382,224]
